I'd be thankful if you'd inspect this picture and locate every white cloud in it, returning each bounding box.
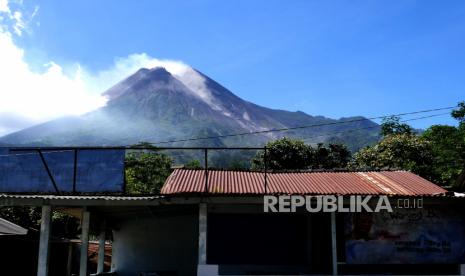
[0,30,108,135]
[0,0,35,36]
[0,0,221,137]
[0,0,10,13]
[0,1,108,136]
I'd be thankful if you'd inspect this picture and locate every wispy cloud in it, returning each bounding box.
[0,0,10,13]
[0,1,210,137]
[0,0,37,36]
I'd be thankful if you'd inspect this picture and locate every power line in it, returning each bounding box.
[300,112,450,142]
[138,106,455,146]
[0,112,453,156]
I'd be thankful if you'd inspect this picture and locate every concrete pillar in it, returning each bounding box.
[37,205,52,276]
[331,212,338,275]
[80,209,90,276]
[198,203,207,265]
[96,220,106,274]
[197,203,219,276]
[66,242,73,276]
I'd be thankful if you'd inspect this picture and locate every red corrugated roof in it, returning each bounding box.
[161,169,448,196]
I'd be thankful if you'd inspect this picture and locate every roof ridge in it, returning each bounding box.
[174,168,409,173]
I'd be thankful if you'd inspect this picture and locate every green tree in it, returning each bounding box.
[380,116,413,136]
[316,143,351,169]
[125,144,173,194]
[450,102,465,190]
[0,206,41,231]
[451,101,465,124]
[0,207,79,238]
[184,159,202,169]
[351,102,465,189]
[251,137,351,170]
[251,137,313,170]
[421,125,465,187]
[351,133,433,178]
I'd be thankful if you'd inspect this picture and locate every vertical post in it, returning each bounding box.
[204,149,208,193]
[97,220,106,274]
[198,203,207,265]
[264,146,267,194]
[37,205,52,276]
[73,149,78,194]
[110,238,115,273]
[80,209,90,276]
[66,242,73,276]
[331,212,338,275]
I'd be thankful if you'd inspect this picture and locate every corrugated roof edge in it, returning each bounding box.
[174,168,410,173]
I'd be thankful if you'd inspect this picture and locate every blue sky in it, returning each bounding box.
[1,0,464,135]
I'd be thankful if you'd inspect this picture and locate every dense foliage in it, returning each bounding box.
[251,137,351,170]
[0,207,80,238]
[380,116,413,136]
[352,102,465,189]
[350,133,433,176]
[422,125,465,187]
[125,149,173,194]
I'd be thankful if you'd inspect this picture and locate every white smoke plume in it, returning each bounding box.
[0,0,217,136]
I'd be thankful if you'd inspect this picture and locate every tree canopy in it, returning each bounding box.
[380,116,413,136]
[422,125,465,187]
[351,101,465,189]
[125,143,173,194]
[350,133,433,176]
[251,137,351,170]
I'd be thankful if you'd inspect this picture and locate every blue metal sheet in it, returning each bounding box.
[76,150,125,192]
[0,149,125,193]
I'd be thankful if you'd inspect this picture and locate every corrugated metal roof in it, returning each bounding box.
[161,169,448,196]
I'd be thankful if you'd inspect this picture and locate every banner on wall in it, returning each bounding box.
[345,207,465,264]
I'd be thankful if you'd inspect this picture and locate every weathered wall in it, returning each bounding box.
[111,206,198,276]
[344,206,465,264]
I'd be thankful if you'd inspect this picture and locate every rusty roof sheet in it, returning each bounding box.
[161,169,448,196]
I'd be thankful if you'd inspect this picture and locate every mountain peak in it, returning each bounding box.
[0,63,380,150]
[103,66,176,100]
[133,66,173,80]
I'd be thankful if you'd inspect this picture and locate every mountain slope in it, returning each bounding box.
[0,66,380,151]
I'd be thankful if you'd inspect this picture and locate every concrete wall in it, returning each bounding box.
[111,206,198,276]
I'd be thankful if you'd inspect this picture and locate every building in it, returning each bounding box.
[1,167,465,276]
